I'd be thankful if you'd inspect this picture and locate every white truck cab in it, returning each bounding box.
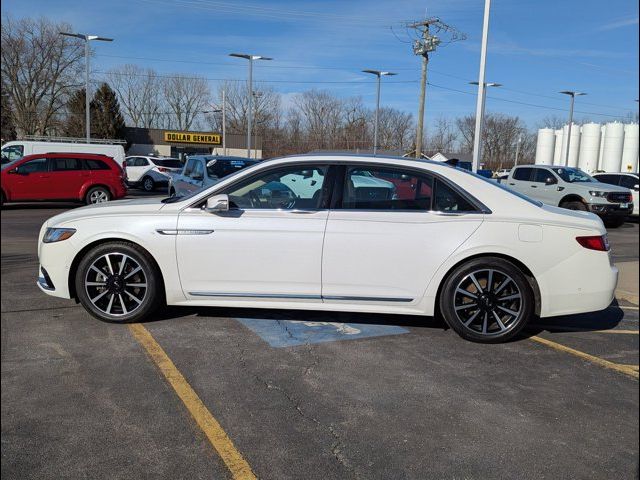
[505,165,634,227]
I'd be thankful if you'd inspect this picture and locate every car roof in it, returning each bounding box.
[21,152,114,160]
[188,155,255,161]
[593,172,638,176]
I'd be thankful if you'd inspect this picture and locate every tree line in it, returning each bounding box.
[1,14,537,168]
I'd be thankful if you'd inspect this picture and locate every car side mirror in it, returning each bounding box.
[205,194,229,213]
[545,177,557,185]
[7,168,17,175]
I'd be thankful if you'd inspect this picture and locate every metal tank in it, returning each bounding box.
[552,129,564,165]
[601,122,625,172]
[621,123,639,173]
[535,128,555,165]
[566,123,581,168]
[578,123,602,173]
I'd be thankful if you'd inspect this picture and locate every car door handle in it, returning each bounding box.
[509,183,515,186]
[531,185,537,188]
[290,210,316,214]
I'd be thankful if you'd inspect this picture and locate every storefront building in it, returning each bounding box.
[124,127,263,160]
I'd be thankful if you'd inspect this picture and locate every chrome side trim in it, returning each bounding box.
[323,295,413,303]
[156,229,214,235]
[187,292,413,302]
[189,292,322,300]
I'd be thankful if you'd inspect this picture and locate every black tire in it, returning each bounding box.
[85,186,111,205]
[75,241,162,323]
[141,176,155,192]
[560,200,587,211]
[604,217,626,228]
[0,190,5,207]
[439,257,535,343]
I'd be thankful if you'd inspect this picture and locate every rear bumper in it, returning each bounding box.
[538,252,618,318]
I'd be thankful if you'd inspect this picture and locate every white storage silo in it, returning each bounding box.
[557,124,580,167]
[621,123,639,173]
[553,129,564,165]
[578,123,602,173]
[601,122,625,172]
[535,128,555,165]
[597,124,606,170]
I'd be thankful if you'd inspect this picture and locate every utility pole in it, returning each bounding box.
[514,133,522,166]
[406,18,465,159]
[222,87,227,155]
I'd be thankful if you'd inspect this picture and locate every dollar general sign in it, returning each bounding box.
[164,131,222,145]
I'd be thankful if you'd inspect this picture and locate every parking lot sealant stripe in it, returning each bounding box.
[128,323,257,480]
[529,335,639,379]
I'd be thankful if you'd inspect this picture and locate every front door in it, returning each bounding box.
[321,165,484,303]
[8,157,50,200]
[531,168,560,206]
[176,164,332,299]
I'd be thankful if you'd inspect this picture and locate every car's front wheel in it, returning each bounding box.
[439,257,534,343]
[75,242,162,323]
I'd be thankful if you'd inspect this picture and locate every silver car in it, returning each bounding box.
[168,155,257,197]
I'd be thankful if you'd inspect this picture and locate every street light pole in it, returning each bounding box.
[60,32,113,143]
[560,91,586,166]
[470,81,501,168]
[229,53,272,158]
[471,0,491,173]
[222,87,227,155]
[362,70,397,155]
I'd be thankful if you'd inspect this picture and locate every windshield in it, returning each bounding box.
[551,167,595,183]
[152,159,183,168]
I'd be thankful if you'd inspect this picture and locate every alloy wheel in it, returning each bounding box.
[84,253,148,317]
[89,189,109,203]
[453,268,523,337]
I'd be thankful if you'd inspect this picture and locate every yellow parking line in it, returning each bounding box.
[129,323,257,480]
[529,335,639,380]
[529,326,638,335]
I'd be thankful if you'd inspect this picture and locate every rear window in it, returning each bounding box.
[83,159,111,170]
[152,159,183,168]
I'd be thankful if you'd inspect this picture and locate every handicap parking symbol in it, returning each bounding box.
[236,316,409,347]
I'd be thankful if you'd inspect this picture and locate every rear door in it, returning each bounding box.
[506,167,535,195]
[49,157,89,199]
[321,165,484,303]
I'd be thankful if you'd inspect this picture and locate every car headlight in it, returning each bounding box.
[589,190,607,198]
[43,227,76,243]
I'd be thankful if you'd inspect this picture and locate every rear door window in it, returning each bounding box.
[619,176,638,189]
[50,158,82,171]
[512,168,533,181]
[432,178,478,212]
[595,174,619,185]
[191,161,204,179]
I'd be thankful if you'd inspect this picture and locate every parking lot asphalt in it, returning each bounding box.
[1,197,638,480]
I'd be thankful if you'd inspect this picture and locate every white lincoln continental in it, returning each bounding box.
[37,155,618,342]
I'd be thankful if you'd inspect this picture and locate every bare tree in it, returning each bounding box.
[1,15,85,136]
[295,90,345,150]
[162,75,210,130]
[107,64,164,128]
[426,116,458,153]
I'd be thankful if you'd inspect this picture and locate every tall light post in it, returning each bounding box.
[362,70,397,155]
[59,32,113,143]
[559,91,586,166]
[470,81,501,167]
[471,0,491,173]
[229,53,272,158]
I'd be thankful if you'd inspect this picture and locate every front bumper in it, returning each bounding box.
[589,203,634,217]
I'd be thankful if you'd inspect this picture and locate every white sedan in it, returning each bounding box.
[37,155,618,343]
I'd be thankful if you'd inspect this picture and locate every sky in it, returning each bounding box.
[3,0,639,130]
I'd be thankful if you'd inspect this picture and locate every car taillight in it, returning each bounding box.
[576,235,610,252]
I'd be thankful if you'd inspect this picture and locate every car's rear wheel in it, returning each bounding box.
[75,242,161,323]
[439,257,534,343]
[85,186,111,205]
[142,176,155,192]
[560,200,587,211]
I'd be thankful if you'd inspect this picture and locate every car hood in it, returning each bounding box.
[46,197,167,227]
[574,181,630,193]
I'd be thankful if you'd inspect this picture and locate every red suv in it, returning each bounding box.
[1,153,126,206]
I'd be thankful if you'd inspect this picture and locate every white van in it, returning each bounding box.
[1,140,126,166]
